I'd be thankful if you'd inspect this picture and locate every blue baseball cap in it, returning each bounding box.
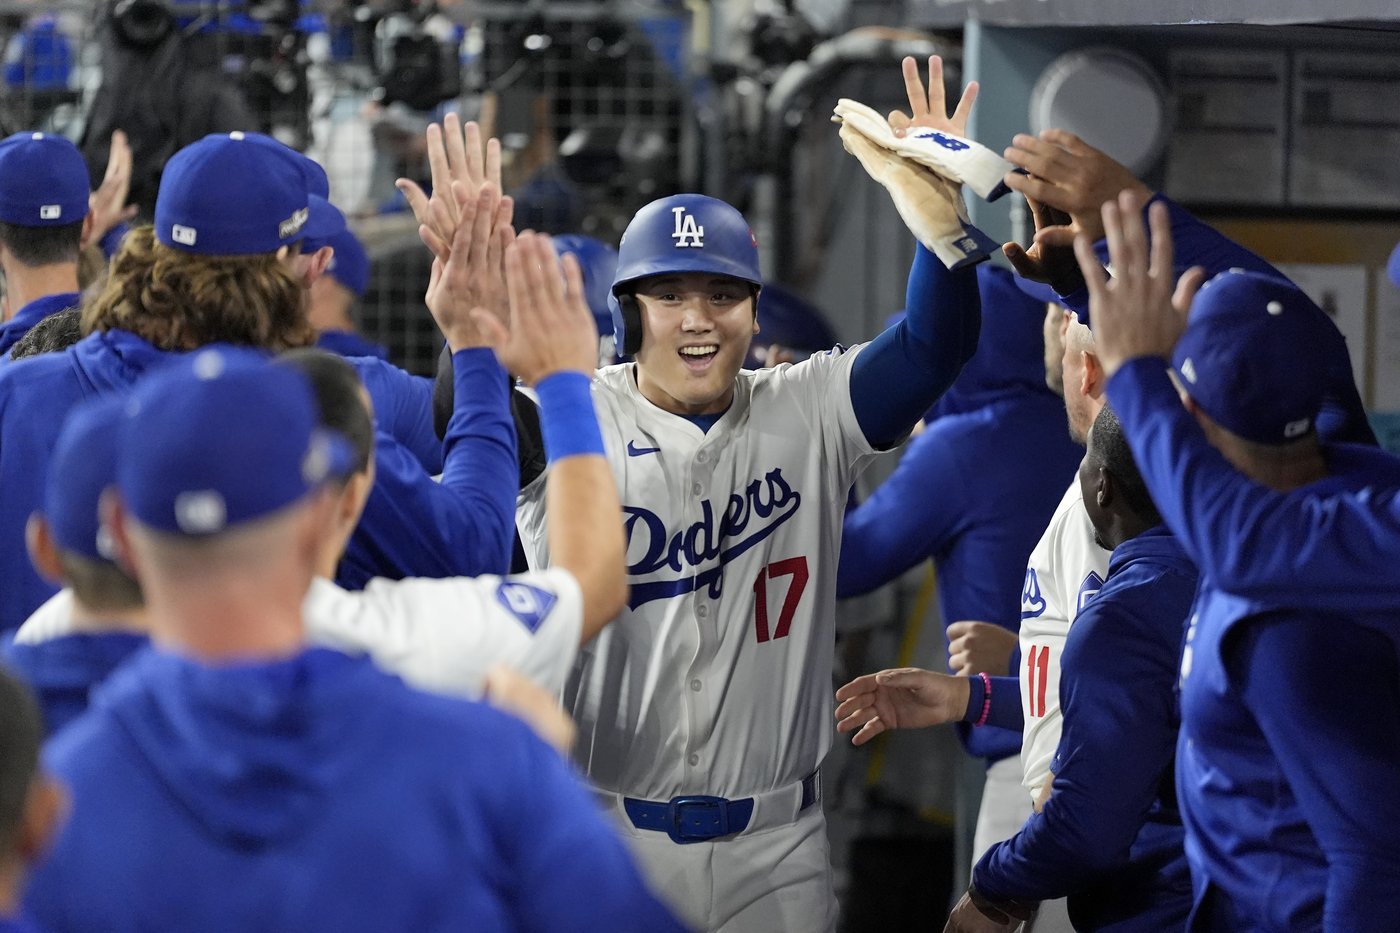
[154,132,338,256]
[43,394,127,562]
[554,234,618,335]
[1171,270,1332,445]
[319,223,369,297]
[301,196,350,256]
[116,348,354,536]
[0,131,90,226]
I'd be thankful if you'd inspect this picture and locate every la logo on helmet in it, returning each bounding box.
[671,207,704,248]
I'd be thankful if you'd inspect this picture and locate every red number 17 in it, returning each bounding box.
[753,556,809,643]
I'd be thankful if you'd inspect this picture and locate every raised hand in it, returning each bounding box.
[1002,196,1085,294]
[888,54,980,139]
[834,667,970,746]
[473,232,599,385]
[1002,129,1151,247]
[946,621,1018,676]
[83,129,138,248]
[1074,190,1205,379]
[424,184,515,351]
[397,113,502,262]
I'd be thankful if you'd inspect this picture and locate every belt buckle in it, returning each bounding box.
[666,794,729,844]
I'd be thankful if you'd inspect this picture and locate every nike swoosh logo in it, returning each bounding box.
[627,441,661,457]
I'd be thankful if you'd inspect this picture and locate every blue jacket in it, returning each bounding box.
[0,292,81,362]
[2,631,147,736]
[973,525,1196,931]
[839,265,1081,762]
[25,647,687,932]
[1108,359,1400,933]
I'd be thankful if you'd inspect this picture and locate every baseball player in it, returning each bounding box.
[836,403,1196,932]
[510,56,986,933]
[21,346,688,933]
[1085,192,1400,932]
[10,234,612,725]
[307,222,391,361]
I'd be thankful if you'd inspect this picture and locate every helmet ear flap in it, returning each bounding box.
[617,293,643,357]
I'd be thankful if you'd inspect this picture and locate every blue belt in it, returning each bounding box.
[623,772,820,845]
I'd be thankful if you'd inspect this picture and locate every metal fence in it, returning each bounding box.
[0,0,692,375]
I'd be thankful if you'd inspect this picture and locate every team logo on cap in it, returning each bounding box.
[175,491,227,534]
[279,207,309,240]
[39,205,60,220]
[171,224,198,247]
[671,207,704,248]
[1284,417,1311,438]
[1179,358,1197,385]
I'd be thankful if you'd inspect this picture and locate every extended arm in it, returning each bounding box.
[1109,359,1398,604]
[850,247,980,447]
[973,600,1180,903]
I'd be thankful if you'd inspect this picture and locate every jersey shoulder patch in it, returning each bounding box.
[494,582,558,633]
[1076,571,1105,613]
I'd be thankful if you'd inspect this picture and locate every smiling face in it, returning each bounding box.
[631,272,759,415]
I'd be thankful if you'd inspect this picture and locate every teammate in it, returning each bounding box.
[509,56,985,932]
[10,234,617,727]
[306,222,391,361]
[1083,190,1400,933]
[21,344,686,932]
[836,404,1196,931]
[0,133,92,361]
[0,129,339,633]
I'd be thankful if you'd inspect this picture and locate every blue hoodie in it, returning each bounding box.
[0,329,173,633]
[0,334,514,631]
[2,631,147,736]
[25,647,688,933]
[838,265,1082,763]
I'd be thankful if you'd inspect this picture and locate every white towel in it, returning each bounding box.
[833,97,1013,202]
[838,122,998,270]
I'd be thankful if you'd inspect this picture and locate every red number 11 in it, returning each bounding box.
[753,556,809,643]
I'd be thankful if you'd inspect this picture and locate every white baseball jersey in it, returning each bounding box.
[13,570,583,698]
[516,349,878,803]
[1017,480,1111,799]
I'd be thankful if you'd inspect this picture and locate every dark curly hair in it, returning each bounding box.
[81,225,313,352]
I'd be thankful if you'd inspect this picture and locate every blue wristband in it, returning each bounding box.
[536,371,605,463]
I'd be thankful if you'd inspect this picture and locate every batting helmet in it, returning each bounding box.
[609,194,762,357]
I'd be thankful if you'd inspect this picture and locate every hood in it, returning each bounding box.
[97,646,368,848]
[929,264,1058,419]
[69,329,178,394]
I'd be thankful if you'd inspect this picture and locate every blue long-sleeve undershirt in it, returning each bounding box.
[849,245,981,448]
[961,673,1024,733]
